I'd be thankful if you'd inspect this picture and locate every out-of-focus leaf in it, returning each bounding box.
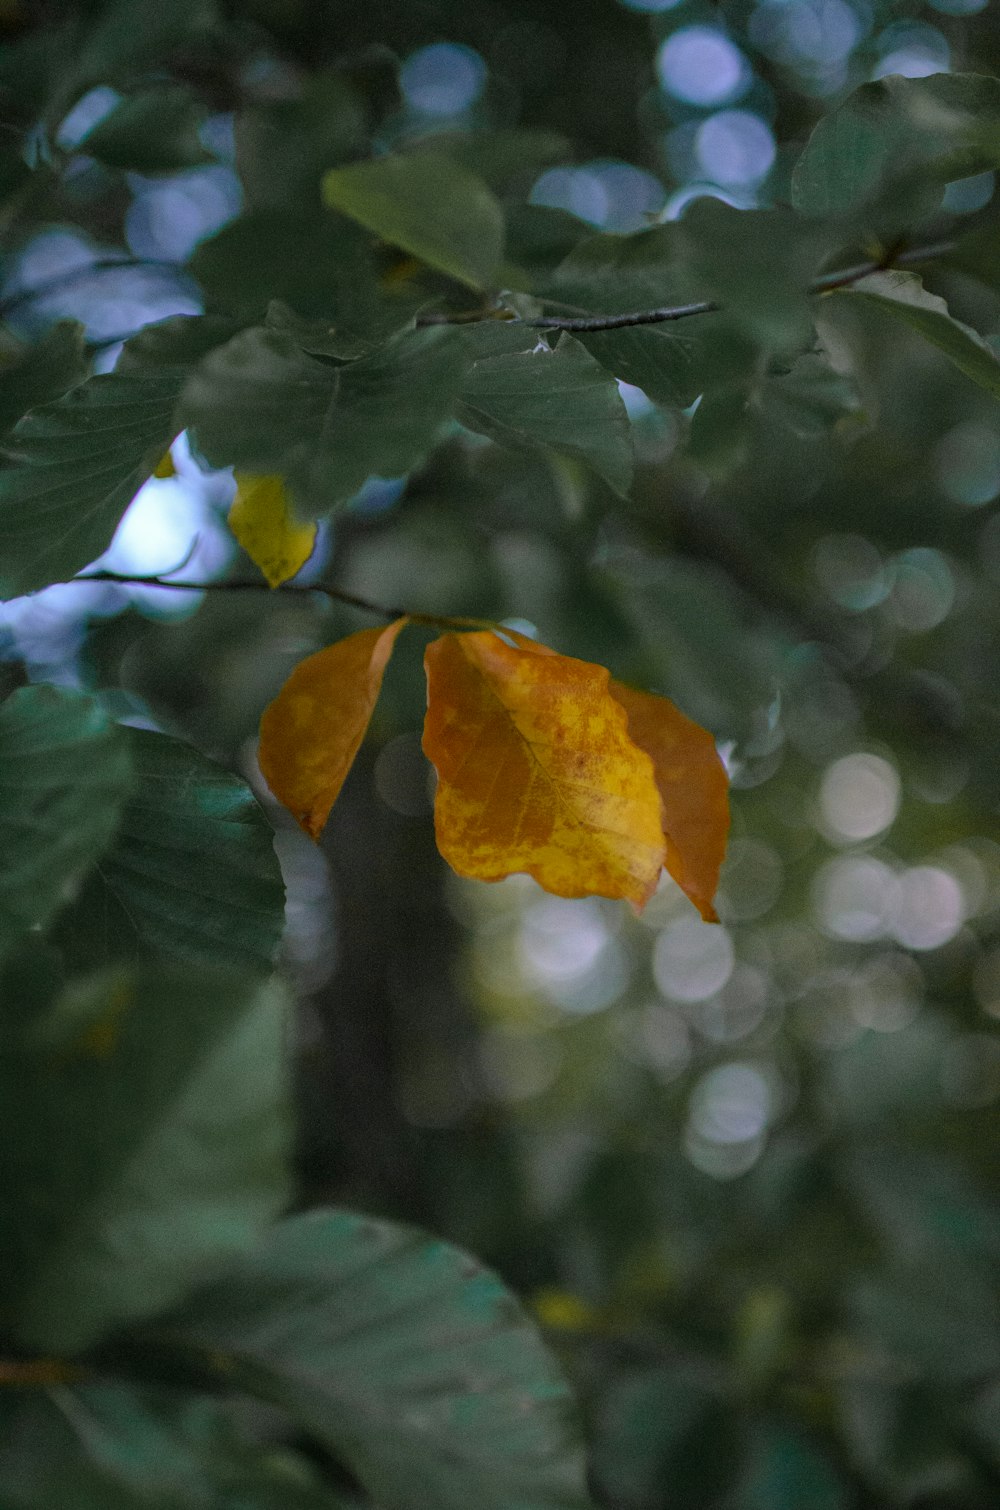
[0,321,86,436]
[45,0,217,126]
[542,226,701,406]
[228,473,317,587]
[259,619,409,839]
[0,315,231,595]
[758,353,861,439]
[792,72,1000,218]
[79,85,211,170]
[0,1384,345,1508]
[832,269,1000,400]
[235,72,367,211]
[148,1209,595,1510]
[182,324,467,516]
[459,333,634,494]
[734,1422,847,1510]
[423,630,666,910]
[58,729,285,975]
[191,210,423,339]
[0,686,132,960]
[592,1368,739,1510]
[610,680,729,922]
[849,1264,1000,1382]
[1,964,292,1353]
[322,151,505,290]
[673,201,817,349]
[420,128,570,190]
[604,556,784,744]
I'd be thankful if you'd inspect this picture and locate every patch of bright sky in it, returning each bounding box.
[1,228,201,345]
[656,28,752,109]
[400,42,486,115]
[530,160,664,230]
[694,110,776,187]
[126,165,242,262]
[872,22,950,79]
[55,85,121,149]
[942,171,995,214]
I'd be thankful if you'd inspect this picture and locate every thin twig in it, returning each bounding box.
[77,569,405,619]
[66,569,500,632]
[415,239,956,335]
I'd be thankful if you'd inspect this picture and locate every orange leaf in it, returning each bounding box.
[259,619,408,839]
[609,682,730,922]
[423,631,666,910]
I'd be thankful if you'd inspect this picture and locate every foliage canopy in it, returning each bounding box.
[2,1,1000,1507]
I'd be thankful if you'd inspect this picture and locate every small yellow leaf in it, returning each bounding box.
[229,473,317,588]
[152,448,176,479]
[259,619,408,839]
[609,681,730,923]
[422,631,666,910]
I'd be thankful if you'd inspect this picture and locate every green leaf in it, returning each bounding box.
[542,226,701,406]
[0,1385,346,1509]
[0,316,232,596]
[322,150,505,290]
[673,200,818,349]
[79,85,211,171]
[460,332,633,494]
[0,686,133,961]
[191,210,424,340]
[149,1210,595,1510]
[0,321,87,437]
[49,0,218,125]
[1,964,292,1353]
[832,270,1000,401]
[182,324,468,515]
[58,728,285,975]
[792,72,1000,219]
[734,1423,847,1510]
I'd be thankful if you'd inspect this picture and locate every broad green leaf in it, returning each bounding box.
[148,1210,595,1510]
[182,324,467,515]
[792,72,1000,219]
[0,686,132,960]
[0,316,232,596]
[542,226,701,406]
[0,1384,344,1509]
[322,150,505,290]
[673,200,818,349]
[758,352,861,439]
[191,210,424,339]
[58,728,285,975]
[1,964,292,1353]
[459,333,634,494]
[79,85,211,171]
[0,320,87,436]
[832,270,1000,401]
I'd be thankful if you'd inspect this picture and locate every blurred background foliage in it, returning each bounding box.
[3,0,1000,1506]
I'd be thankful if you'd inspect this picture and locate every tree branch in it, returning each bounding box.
[416,239,956,336]
[64,569,497,632]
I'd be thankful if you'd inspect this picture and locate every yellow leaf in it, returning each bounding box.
[258,619,408,839]
[422,631,666,910]
[152,448,176,479]
[609,681,730,923]
[229,473,317,588]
